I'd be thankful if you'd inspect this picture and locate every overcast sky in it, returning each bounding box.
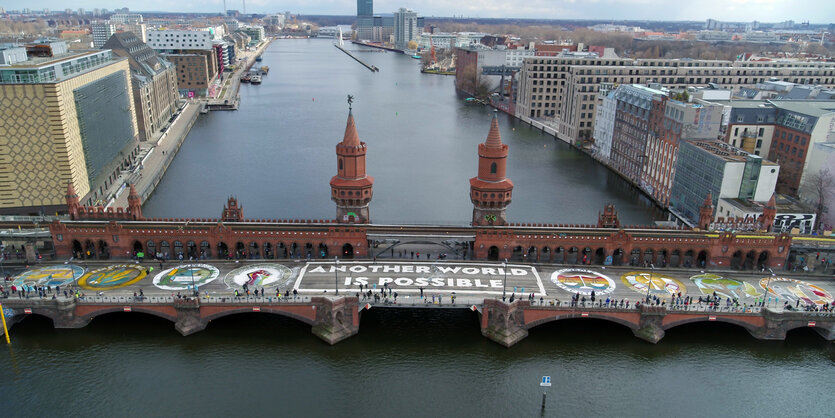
[8,0,834,23]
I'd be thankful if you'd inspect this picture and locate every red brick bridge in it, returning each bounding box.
[3,297,833,346]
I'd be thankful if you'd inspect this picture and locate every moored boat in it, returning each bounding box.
[250,75,262,85]
[241,73,251,83]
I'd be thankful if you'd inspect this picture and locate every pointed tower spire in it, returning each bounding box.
[484,110,503,148]
[330,102,373,224]
[341,109,361,147]
[470,111,514,227]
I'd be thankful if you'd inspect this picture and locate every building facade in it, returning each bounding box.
[103,32,180,142]
[670,140,779,225]
[516,56,835,145]
[91,22,115,48]
[609,85,667,184]
[147,30,213,50]
[0,49,139,214]
[394,8,418,50]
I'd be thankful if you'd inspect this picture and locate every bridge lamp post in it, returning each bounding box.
[502,259,508,302]
[334,256,339,295]
[646,264,655,303]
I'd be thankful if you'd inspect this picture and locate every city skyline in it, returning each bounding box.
[3,0,834,23]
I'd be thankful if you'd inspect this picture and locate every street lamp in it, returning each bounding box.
[502,259,508,302]
[334,256,339,295]
[646,263,655,303]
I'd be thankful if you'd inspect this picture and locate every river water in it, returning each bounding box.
[142,39,663,225]
[3,41,833,415]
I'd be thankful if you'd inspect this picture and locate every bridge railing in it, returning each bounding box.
[73,295,317,305]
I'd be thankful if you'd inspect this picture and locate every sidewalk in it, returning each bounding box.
[109,101,200,208]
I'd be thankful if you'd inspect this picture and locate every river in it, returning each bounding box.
[1,309,832,416]
[142,39,663,225]
[3,40,833,415]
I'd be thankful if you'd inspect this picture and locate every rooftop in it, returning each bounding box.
[2,49,103,68]
[721,195,810,214]
[689,139,778,165]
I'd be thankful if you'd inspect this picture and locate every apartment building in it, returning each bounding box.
[103,32,180,142]
[724,100,835,197]
[516,56,835,145]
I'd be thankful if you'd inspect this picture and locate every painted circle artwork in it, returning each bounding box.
[759,277,834,306]
[551,269,616,296]
[223,264,292,289]
[153,264,220,290]
[78,264,148,290]
[691,273,761,300]
[621,272,686,296]
[13,265,85,289]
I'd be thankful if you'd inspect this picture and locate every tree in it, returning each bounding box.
[407,40,419,51]
[800,168,835,231]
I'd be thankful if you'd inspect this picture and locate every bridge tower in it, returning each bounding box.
[127,184,143,221]
[761,193,777,231]
[699,192,714,230]
[330,108,374,223]
[470,111,514,226]
[66,182,80,220]
[222,197,244,222]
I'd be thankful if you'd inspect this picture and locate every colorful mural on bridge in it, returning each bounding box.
[620,272,686,297]
[691,273,761,300]
[13,265,85,290]
[78,265,148,290]
[760,278,834,306]
[153,264,220,291]
[551,269,616,296]
[224,264,293,289]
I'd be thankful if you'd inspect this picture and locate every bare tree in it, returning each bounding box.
[800,168,834,230]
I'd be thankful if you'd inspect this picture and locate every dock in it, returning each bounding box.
[335,44,379,72]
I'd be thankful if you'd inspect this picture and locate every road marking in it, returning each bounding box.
[293,263,310,291]
[530,267,547,296]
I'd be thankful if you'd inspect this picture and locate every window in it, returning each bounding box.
[758,128,764,137]
[490,162,497,174]
[338,159,343,170]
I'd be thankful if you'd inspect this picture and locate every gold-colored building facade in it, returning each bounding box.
[0,58,137,214]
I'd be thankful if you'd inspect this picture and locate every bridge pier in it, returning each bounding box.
[174,299,208,336]
[633,305,666,343]
[310,297,361,345]
[480,299,529,347]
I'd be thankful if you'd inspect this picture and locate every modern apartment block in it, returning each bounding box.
[147,30,213,50]
[394,8,419,50]
[91,21,115,48]
[516,56,835,145]
[0,46,139,214]
[103,32,180,142]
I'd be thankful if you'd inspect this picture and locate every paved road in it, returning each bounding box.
[4,260,834,309]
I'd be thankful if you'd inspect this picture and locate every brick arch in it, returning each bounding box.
[524,311,640,331]
[662,316,761,337]
[75,305,179,324]
[202,307,317,326]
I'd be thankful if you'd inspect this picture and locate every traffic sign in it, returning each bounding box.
[540,376,551,387]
